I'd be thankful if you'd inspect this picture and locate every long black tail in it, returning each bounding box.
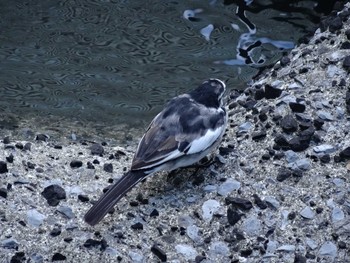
[84,170,146,226]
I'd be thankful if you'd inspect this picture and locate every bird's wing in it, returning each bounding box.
[131,97,226,171]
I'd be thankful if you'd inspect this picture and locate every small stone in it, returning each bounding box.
[280,56,290,66]
[339,146,350,160]
[300,206,315,219]
[0,188,7,199]
[52,252,66,261]
[175,244,198,260]
[217,178,240,196]
[24,142,32,151]
[78,194,89,202]
[242,216,261,236]
[318,241,337,259]
[83,239,101,248]
[50,228,61,237]
[264,196,280,209]
[103,163,113,173]
[332,207,344,223]
[338,241,346,249]
[280,115,298,133]
[57,206,74,219]
[41,185,66,206]
[265,84,282,99]
[151,244,167,262]
[36,134,49,141]
[313,145,335,154]
[289,102,305,113]
[186,225,200,243]
[277,168,292,182]
[1,238,19,249]
[6,154,14,163]
[227,206,243,226]
[285,150,298,163]
[202,199,221,222]
[276,244,295,252]
[90,143,104,155]
[225,197,253,210]
[253,194,268,209]
[294,254,307,263]
[10,252,26,263]
[317,110,334,121]
[0,161,8,173]
[131,222,143,230]
[70,160,83,168]
[343,55,350,71]
[306,238,318,250]
[290,158,311,171]
[209,241,230,257]
[27,209,46,227]
[252,131,267,141]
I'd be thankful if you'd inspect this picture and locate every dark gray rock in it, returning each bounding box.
[90,143,104,155]
[280,115,298,133]
[41,185,66,206]
[0,161,8,173]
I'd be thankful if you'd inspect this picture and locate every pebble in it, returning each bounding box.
[103,163,113,173]
[280,114,298,133]
[1,238,19,249]
[305,238,318,250]
[128,251,144,263]
[41,185,66,206]
[331,207,345,223]
[90,143,104,155]
[30,253,44,263]
[186,225,201,243]
[238,122,253,134]
[70,160,83,168]
[242,216,262,236]
[313,144,335,154]
[285,150,298,163]
[0,161,8,173]
[265,84,283,99]
[27,209,46,227]
[318,241,337,259]
[209,241,230,257]
[227,207,243,226]
[0,188,7,198]
[277,244,296,252]
[52,253,66,261]
[202,199,221,222]
[317,110,334,121]
[300,206,315,219]
[264,196,280,209]
[203,185,217,193]
[175,244,198,260]
[151,244,167,262]
[289,158,311,171]
[217,179,240,196]
[225,197,253,210]
[57,206,74,219]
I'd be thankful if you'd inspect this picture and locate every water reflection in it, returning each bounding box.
[0,0,324,139]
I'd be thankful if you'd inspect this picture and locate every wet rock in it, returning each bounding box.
[300,206,315,219]
[217,178,240,196]
[27,209,46,227]
[151,244,167,262]
[175,244,197,261]
[70,160,83,168]
[202,199,221,222]
[41,185,66,206]
[280,115,298,133]
[90,143,104,155]
[0,161,8,173]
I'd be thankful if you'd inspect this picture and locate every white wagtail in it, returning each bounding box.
[84,79,227,226]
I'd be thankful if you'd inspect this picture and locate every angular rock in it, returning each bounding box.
[227,206,243,226]
[202,199,221,222]
[289,102,305,113]
[151,244,167,262]
[41,185,66,206]
[225,197,253,211]
[265,84,282,99]
[0,161,8,173]
[27,209,46,227]
[280,115,298,133]
[300,206,315,219]
[90,143,104,155]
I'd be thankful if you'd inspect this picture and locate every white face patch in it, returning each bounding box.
[187,125,224,154]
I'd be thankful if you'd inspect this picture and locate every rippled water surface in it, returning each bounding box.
[0,0,323,140]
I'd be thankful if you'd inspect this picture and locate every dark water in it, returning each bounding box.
[0,0,328,141]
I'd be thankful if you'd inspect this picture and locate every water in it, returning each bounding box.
[0,0,325,142]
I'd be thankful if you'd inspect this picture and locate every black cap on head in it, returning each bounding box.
[189,79,226,108]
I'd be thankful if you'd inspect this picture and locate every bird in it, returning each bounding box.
[84,78,227,226]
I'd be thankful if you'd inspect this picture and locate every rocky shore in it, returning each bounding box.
[1,3,350,263]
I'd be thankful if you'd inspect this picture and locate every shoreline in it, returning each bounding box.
[1,3,350,263]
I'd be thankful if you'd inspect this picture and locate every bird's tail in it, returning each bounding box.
[84,170,146,226]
